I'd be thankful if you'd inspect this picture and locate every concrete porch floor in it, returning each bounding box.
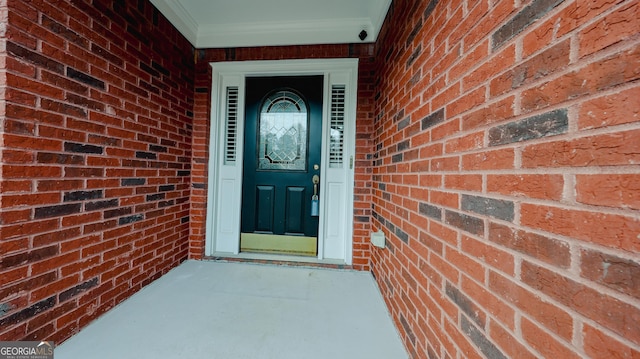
[56,260,408,358]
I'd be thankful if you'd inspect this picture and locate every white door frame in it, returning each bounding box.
[205,58,358,264]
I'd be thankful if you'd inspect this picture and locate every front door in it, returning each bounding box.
[240,76,323,256]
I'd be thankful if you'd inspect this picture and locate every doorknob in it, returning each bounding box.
[311,175,320,216]
[312,175,320,196]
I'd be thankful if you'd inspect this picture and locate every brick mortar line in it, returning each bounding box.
[514,194,638,217]
[563,173,576,205]
[418,4,584,91]
[504,310,577,358]
[514,33,524,63]
[377,186,638,218]
[571,241,640,265]
[522,277,640,351]
[383,165,640,175]
[531,35,638,86]
[573,306,585,351]
[418,77,625,139]
[377,118,640,159]
[3,115,190,137]
[383,79,640,145]
[482,265,637,356]
[382,209,636,265]
[511,82,638,133]
[521,1,632,63]
[411,38,640,123]
[440,310,481,358]
[568,243,583,291]
[512,297,574,357]
[571,0,640,49]
[443,223,640,308]
[4,68,183,105]
[495,0,620,59]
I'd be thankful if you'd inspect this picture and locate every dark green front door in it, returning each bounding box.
[240,76,323,255]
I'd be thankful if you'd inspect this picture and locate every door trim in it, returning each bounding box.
[205,59,358,264]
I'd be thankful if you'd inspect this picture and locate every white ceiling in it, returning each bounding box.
[149,0,392,49]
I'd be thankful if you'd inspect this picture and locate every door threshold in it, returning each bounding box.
[240,233,317,257]
[208,251,348,268]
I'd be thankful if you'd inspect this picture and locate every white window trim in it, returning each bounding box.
[205,58,358,265]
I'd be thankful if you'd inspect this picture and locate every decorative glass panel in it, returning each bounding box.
[258,90,308,171]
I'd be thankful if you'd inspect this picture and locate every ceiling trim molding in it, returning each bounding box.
[149,0,198,43]
[197,18,374,48]
[371,0,393,39]
[150,0,392,49]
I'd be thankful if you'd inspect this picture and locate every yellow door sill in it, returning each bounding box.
[240,233,317,257]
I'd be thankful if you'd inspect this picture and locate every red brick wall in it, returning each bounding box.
[189,45,377,270]
[371,0,639,358]
[0,0,193,342]
[2,0,638,355]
